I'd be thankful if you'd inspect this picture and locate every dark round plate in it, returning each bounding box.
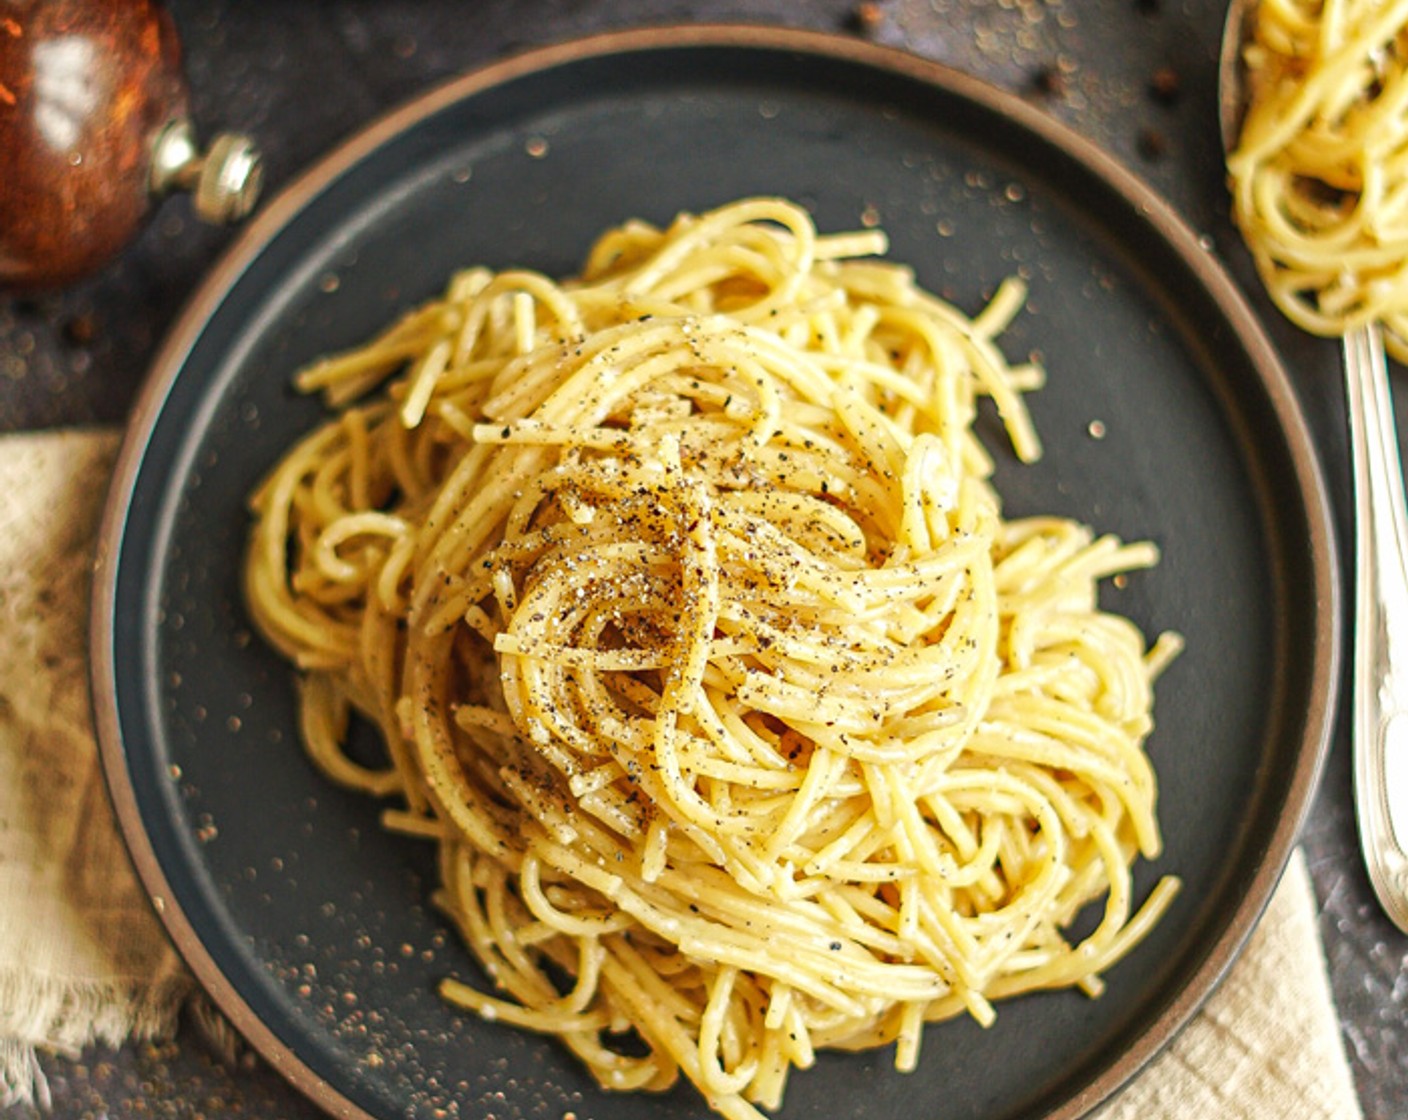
[92,26,1338,1120]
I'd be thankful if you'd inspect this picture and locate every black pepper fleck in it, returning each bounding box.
[1149,66,1181,105]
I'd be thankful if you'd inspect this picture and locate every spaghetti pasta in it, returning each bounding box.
[1227,0,1408,360]
[244,197,1179,1120]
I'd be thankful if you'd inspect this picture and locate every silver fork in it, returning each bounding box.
[1219,0,1408,930]
[1345,321,1408,931]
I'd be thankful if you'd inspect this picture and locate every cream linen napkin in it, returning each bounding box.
[0,428,189,1106]
[0,427,1365,1118]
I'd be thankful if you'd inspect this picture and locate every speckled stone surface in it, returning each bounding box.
[1,2,1402,1118]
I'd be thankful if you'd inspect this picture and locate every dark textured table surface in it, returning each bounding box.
[2,2,1404,1118]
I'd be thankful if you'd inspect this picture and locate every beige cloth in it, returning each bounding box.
[0,429,190,1107]
[0,428,1364,1117]
[1097,848,1362,1120]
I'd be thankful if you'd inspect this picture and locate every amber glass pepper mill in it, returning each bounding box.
[0,0,261,290]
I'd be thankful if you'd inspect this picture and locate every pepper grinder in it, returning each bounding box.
[0,0,261,290]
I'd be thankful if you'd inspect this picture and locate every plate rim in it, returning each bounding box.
[90,23,1341,1120]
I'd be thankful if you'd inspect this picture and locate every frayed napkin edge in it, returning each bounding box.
[0,970,192,1108]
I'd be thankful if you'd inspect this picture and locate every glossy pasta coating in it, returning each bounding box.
[245,198,1178,1120]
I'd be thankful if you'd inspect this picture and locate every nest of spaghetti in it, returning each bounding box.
[246,198,1180,1120]
[1227,0,1408,359]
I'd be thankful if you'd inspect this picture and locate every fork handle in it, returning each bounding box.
[1345,322,1408,932]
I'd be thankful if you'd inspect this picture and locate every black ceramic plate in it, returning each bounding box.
[93,26,1338,1120]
